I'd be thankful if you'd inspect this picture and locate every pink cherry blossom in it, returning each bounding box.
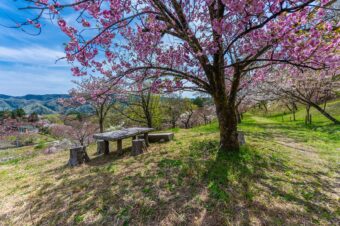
[57,19,66,28]
[21,0,340,150]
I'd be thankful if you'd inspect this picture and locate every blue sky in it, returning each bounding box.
[0,1,196,98]
[0,1,80,96]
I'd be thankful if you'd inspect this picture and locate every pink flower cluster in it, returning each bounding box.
[25,0,339,94]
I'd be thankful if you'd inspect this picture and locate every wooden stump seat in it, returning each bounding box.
[68,146,90,167]
[132,139,147,156]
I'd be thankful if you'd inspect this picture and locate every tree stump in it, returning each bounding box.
[68,146,90,167]
[97,140,108,155]
[238,131,246,145]
[132,139,147,156]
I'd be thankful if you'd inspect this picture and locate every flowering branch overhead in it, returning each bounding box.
[18,0,340,151]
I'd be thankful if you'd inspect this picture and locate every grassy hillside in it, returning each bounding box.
[267,99,340,126]
[0,112,339,225]
[255,98,340,126]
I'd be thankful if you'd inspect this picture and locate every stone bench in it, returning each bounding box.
[138,133,174,143]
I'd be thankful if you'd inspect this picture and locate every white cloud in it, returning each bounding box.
[0,65,81,96]
[0,46,67,66]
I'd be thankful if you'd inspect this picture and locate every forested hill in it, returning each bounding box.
[0,94,70,114]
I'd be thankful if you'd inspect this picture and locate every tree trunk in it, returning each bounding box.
[184,113,193,129]
[204,115,209,125]
[171,117,176,128]
[305,104,311,125]
[211,64,241,152]
[145,109,153,128]
[147,118,153,128]
[214,95,239,151]
[310,102,340,124]
[99,118,104,133]
[262,102,268,114]
[236,108,241,124]
[184,120,189,129]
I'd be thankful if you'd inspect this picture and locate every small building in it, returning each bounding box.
[18,125,39,133]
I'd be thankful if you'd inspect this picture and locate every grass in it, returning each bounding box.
[0,107,339,225]
[263,98,340,126]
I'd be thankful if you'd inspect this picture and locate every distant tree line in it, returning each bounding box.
[0,109,39,122]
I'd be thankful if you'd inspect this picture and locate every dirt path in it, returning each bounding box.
[250,115,340,211]
[250,115,326,162]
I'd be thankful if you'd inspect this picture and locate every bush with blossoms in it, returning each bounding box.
[49,117,98,147]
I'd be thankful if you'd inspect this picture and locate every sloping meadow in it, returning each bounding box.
[0,114,339,225]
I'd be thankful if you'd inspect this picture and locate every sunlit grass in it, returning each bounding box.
[0,111,339,225]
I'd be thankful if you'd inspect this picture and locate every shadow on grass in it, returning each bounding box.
[2,139,338,225]
[200,141,339,224]
[88,147,133,167]
[241,119,340,144]
[199,144,268,224]
[44,147,134,175]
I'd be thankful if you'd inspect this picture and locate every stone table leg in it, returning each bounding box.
[144,133,149,147]
[97,140,106,155]
[117,139,123,154]
[104,140,109,155]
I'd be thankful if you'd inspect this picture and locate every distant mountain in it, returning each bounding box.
[0,94,12,99]
[24,103,57,115]
[0,94,71,114]
[0,100,12,110]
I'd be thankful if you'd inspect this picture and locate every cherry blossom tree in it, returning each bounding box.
[50,117,98,146]
[281,98,299,121]
[49,124,74,140]
[66,119,98,146]
[261,70,339,124]
[61,76,123,132]
[196,106,215,125]
[19,0,340,151]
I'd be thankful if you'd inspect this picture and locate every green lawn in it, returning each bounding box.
[0,111,339,225]
[264,98,340,126]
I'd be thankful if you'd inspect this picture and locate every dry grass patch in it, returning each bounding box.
[0,115,339,225]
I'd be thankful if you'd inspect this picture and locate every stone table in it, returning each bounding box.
[93,127,154,155]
